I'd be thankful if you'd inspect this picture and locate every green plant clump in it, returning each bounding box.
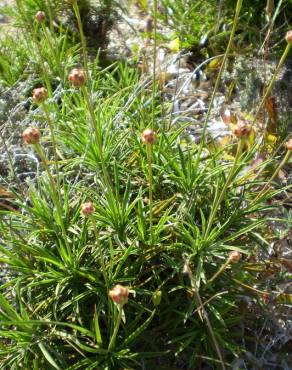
[0,0,291,369]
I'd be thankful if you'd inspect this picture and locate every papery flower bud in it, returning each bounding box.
[35,11,46,23]
[81,202,95,217]
[109,285,129,306]
[141,129,156,144]
[68,68,86,87]
[145,16,153,34]
[32,87,48,104]
[22,127,41,144]
[221,109,231,125]
[229,251,242,263]
[286,138,292,151]
[285,30,292,44]
[232,120,251,138]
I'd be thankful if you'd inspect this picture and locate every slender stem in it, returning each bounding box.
[91,220,108,287]
[208,258,231,284]
[73,0,89,74]
[31,27,53,96]
[108,305,123,352]
[252,42,292,127]
[34,144,72,262]
[42,103,61,198]
[184,260,226,370]
[233,278,269,295]
[204,138,245,239]
[195,0,243,162]
[81,86,112,190]
[45,0,54,32]
[252,150,291,204]
[152,0,158,129]
[41,24,62,77]
[146,144,154,244]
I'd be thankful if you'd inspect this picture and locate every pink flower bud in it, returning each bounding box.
[229,251,242,263]
[141,129,156,144]
[81,202,95,217]
[22,127,41,145]
[32,87,48,104]
[68,68,86,87]
[109,285,129,305]
[35,11,46,23]
[232,120,251,138]
[285,30,292,44]
[221,109,231,125]
[286,139,292,151]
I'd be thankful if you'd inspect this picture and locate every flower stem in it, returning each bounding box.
[152,0,158,129]
[108,305,123,352]
[81,86,112,190]
[252,42,292,126]
[204,138,245,239]
[208,258,231,284]
[73,0,89,75]
[195,0,243,162]
[42,102,61,197]
[34,143,72,262]
[91,220,108,288]
[146,143,154,244]
[252,149,291,204]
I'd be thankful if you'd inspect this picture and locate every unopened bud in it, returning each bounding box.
[232,120,251,138]
[221,109,231,125]
[141,129,156,144]
[109,285,129,306]
[35,11,46,23]
[286,139,292,151]
[68,68,86,87]
[285,30,292,44]
[32,87,48,104]
[81,202,95,217]
[152,290,162,306]
[229,251,242,263]
[145,16,153,34]
[22,127,41,144]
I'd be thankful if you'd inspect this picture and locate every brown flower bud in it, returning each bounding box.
[145,16,153,34]
[286,139,292,151]
[141,129,156,144]
[81,202,95,217]
[109,285,129,305]
[285,30,292,44]
[35,11,46,23]
[232,120,251,138]
[22,127,41,145]
[68,68,86,87]
[32,87,48,104]
[229,251,242,263]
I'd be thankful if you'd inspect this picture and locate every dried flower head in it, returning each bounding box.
[35,10,46,23]
[109,285,129,306]
[141,129,156,144]
[232,120,251,138]
[286,139,292,151]
[285,30,292,44]
[22,127,41,145]
[81,202,95,217]
[32,87,48,104]
[229,251,242,263]
[68,68,86,87]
